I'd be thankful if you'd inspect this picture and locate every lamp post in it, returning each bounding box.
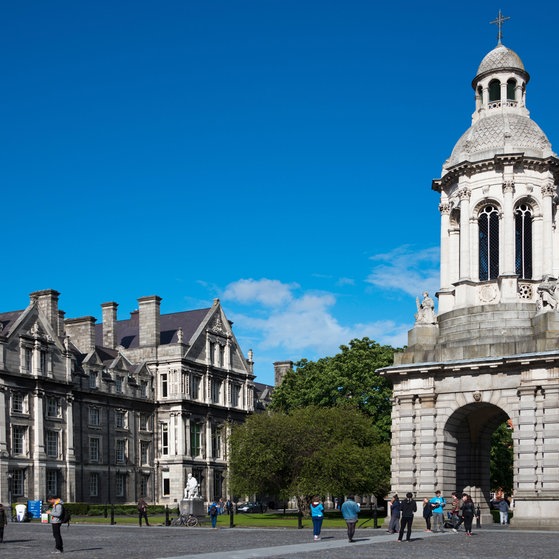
[7,473,13,522]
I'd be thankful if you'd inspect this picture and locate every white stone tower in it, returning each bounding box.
[380,16,559,529]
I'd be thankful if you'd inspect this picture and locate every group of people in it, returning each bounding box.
[388,490,482,541]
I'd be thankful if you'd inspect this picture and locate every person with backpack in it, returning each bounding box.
[47,494,64,553]
[310,496,324,541]
[208,500,218,528]
[137,497,150,527]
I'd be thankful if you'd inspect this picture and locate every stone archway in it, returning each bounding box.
[444,403,509,514]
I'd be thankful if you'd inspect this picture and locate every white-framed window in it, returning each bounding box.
[211,378,222,404]
[115,409,126,429]
[190,423,202,457]
[115,375,123,394]
[140,474,149,498]
[89,370,98,389]
[211,424,222,458]
[139,413,150,431]
[24,347,32,372]
[89,407,100,426]
[39,350,48,375]
[162,471,170,496]
[231,384,241,407]
[46,396,61,418]
[12,425,27,455]
[115,473,125,497]
[140,441,149,465]
[11,392,25,414]
[89,437,100,462]
[161,423,169,455]
[115,439,126,464]
[46,470,58,496]
[190,375,201,400]
[11,469,25,497]
[46,430,59,458]
[89,473,99,497]
[161,373,168,398]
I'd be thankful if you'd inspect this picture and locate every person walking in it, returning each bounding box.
[0,503,7,543]
[341,496,360,543]
[397,492,417,542]
[310,496,324,541]
[387,494,401,534]
[459,494,476,536]
[208,500,219,529]
[47,494,64,554]
[429,490,446,532]
[422,497,432,532]
[137,497,150,526]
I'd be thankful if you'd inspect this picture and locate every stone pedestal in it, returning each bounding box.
[179,498,205,516]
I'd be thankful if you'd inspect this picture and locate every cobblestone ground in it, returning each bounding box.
[2,522,558,559]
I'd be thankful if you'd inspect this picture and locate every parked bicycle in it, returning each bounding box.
[171,513,199,527]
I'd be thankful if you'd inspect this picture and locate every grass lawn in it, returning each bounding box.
[66,510,386,530]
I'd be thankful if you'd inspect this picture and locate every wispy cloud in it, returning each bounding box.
[366,245,439,297]
[222,278,407,362]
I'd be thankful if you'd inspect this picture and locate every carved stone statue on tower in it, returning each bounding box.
[415,291,437,324]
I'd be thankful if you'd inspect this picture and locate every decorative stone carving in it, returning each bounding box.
[415,292,437,325]
[536,275,559,312]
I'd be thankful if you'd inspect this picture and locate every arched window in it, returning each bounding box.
[507,79,517,101]
[479,205,500,280]
[515,204,533,279]
[489,79,501,102]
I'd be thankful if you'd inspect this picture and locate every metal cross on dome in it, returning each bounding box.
[490,9,510,45]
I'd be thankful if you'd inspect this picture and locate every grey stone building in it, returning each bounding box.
[379,29,559,529]
[0,289,255,507]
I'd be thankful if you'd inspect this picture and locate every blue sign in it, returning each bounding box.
[27,500,42,519]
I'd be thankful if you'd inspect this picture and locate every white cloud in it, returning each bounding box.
[366,245,440,297]
[222,278,297,308]
[222,278,408,363]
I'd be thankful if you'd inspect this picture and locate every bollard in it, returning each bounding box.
[110,504,115,525]
[373,505,378,529]
[229,508,234,528]
[104,505,108,518]
[475,505,481,528]
[297,509,303,529]
[165,505,170,526]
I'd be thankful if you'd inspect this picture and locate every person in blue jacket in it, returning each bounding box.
[341,496,360,542]
[310,496,324,541]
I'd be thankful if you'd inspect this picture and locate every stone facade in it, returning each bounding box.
[0,289,255,506]
[380,36,559,529]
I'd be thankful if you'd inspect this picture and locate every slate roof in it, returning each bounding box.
[94,307,211,349]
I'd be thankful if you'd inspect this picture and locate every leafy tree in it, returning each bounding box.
[229,406,390,510]
[490,421,514,495]
[269,338,396,441]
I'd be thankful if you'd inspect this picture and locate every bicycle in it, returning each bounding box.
[171,513,199,527]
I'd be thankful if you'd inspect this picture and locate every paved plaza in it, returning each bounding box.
[1,521,557,559]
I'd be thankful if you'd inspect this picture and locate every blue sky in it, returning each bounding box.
[2,1,559,385]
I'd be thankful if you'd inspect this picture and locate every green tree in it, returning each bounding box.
[490,421,514,495]
[229,406,390,509]
[269,338,396,441]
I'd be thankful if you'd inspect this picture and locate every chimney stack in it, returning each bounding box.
[64,316,97,354]
[138,295,161,347]
[30,289,61,335]
[273,360,294,386]
[101,302,118,349]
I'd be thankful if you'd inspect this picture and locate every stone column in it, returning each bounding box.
[459,187,472,280]
[390,395,416,493]
[541,182,555,276]
[502,180,515,275]
[414,394,437,495]
[439,202,451,289]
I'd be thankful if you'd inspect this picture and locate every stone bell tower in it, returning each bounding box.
[380,13,559,529]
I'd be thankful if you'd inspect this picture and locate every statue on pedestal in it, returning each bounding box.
[184,473,199,499]
[415,291,437,324]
